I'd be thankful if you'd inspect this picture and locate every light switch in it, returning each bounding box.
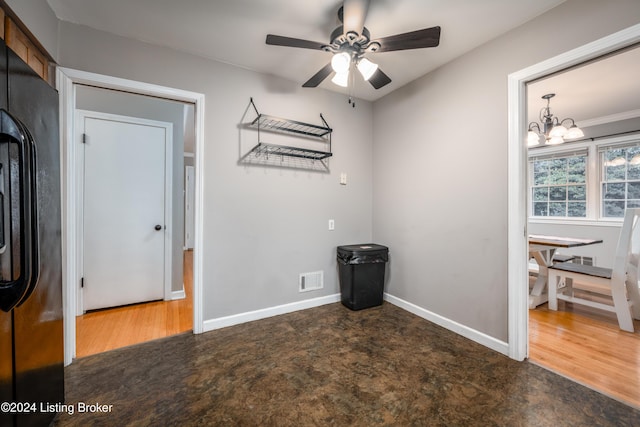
[340,173,347,185]
[328,219,335,230]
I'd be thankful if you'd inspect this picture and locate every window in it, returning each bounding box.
[528,136,640,222]
[530,152,587,218]
[600,144,640,218]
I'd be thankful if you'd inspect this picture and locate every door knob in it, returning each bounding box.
[155,225,162,231]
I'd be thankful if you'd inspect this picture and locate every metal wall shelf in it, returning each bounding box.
[249,114,332,140]
[248,142,333,161]
[244,98,333,167]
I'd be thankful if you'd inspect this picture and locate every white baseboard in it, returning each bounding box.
[171,288,186,300]
[203,293,341,332]
[201,292,508,357]
[384,293,509,357]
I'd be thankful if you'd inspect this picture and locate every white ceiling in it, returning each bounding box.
[527,45,640,133]
[46,0,567,101]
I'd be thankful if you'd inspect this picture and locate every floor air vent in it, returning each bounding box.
[299,271,323,292]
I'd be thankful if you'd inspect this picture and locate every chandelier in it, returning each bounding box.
[527,93,584,146]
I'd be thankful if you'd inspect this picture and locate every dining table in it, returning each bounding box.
[528,234,603,308]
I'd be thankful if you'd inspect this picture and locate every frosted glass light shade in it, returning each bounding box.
[565,125,584,139]
[331,71,349,87]
[549,124,568,138]
[357,58,378,81]
[527,131,541,146]
[331,52,351,73]
[547,136,565,145]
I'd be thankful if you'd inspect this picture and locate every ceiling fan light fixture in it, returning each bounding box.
[357,57,378,81]
[331,70,349,87]
[265,5,441,92]
[331,52,351,73]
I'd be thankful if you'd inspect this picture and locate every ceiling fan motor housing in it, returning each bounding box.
[324,26,380,60]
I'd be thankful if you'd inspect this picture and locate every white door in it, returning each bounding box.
[80,112,172,311]
[184,165,195,249]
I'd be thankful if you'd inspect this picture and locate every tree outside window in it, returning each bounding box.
[531,154,587,218]
[601,145,640,217]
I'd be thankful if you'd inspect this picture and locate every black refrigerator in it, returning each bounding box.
[0,37,64,426]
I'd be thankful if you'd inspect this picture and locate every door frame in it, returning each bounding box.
[184,165,195,250]
[76,110,174,312]
[57,67,206,365]
[507,23,640,361]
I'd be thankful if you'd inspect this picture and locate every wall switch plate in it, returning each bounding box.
[328,219,335,230]
[340,173,347,185]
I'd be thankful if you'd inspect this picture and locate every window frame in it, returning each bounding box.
[529,151,588,219]
[599,141,640,218]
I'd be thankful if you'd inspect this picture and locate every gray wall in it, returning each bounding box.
[57,22,374,320]
[76,85,190,294]
[372,0,640,341]
[11,0,640,344]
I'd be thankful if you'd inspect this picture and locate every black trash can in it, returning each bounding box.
[337,244,389,310]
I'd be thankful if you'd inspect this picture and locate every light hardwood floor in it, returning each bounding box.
[529,301,640,409]
[76,250,193,358]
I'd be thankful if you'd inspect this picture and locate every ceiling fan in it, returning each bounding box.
[265,0,441,91]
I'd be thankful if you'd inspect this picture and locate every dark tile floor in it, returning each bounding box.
[54,303,639,426]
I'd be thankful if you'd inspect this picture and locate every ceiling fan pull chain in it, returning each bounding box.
[348,62,356,108]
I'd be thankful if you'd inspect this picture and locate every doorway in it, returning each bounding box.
[523,44,640,407]
[58,68,205,365]
[508,25,640,360]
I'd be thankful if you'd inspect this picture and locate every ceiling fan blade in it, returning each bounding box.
[266,34,326,51]
[375,26,441,52]
[302,63,334,88]
[342,0,370,35]
[368,68,392,90]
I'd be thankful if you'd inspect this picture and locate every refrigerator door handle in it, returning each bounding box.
[0,109,39,312]
[16,123,40,306]
[0,163,5,254]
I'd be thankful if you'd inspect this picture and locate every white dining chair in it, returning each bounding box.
[547,208,640,332]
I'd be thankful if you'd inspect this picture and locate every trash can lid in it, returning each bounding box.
[337,244,389,264]
[337,244,388,253]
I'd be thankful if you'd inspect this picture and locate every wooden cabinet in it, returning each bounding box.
[4,17,49,82]
[0,9,5,40]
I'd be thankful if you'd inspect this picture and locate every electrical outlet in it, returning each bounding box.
[328,219,335,230]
